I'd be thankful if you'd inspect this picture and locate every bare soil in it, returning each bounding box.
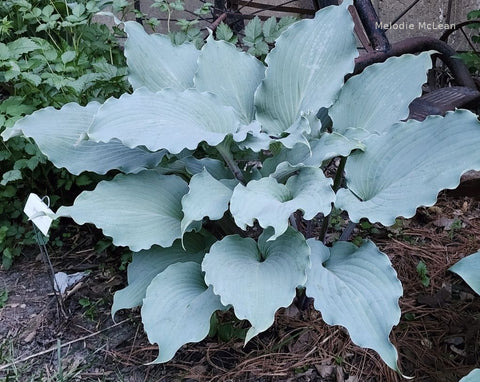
[0,192,479,382]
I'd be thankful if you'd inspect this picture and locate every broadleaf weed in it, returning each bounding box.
[0,0,130,269]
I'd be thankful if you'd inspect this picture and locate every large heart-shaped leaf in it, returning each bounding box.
[230,167,335,239]
[181,169,235,236]
[124,21,200,91]
[112,237,207,318]
[305,239,403,373]
[1,102,166,175]
[254,1,357,135]
[88,87,242,154]
[330,52,432,135]
[195,35,265,123]
[142,261,226,363]
[56,171,188,251]
[202,228,310,342]
[449,251,480,295]
[336,110,480,225]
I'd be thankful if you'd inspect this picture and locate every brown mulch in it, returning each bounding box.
[0,193,479,381]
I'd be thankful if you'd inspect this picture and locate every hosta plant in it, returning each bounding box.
[3,0,480,374]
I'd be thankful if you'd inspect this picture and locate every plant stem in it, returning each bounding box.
[289,214,298,230]
[318,212,330,243]
[167,8,172,33]
[216,138,246,184]
[0,319,130,372]
[318,156,347,242]
[295,287,309,310]
[332,156,347,192]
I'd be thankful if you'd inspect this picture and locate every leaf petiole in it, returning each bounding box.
[216,137,246,184]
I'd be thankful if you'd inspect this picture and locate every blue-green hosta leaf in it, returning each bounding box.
[151,155,233,179]
[449,251,480,295]
[264,162,307,184]
[231,120,267,147]
[195,35,265,123]
[236,129,273,152]
[181,157,233,179]
[233,121,273,152]
[88,88,242,154]
[181,169,235,236]
[112,237,207,318]
[56,171,188,251]
[254,1,357,135]
[124,21,199,91]
[142,262,226,363]
[230,167,334,239]
[202,228,310,342]
[1,102,166,175]
[336,110,480,225]
[305,239,403,373]
[262,131,366,177]
[330,52,432,135]
[274,115,312,149]
[460,369,480,382]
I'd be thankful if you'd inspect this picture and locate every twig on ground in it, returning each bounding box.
[0,319,130,371]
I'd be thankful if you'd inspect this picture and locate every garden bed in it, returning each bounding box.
[0,192,479,381]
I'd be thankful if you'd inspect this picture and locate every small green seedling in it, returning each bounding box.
[416,260,430,287]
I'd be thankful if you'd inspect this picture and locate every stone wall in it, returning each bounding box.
[374,0,479,50]
[106,0,479,50]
